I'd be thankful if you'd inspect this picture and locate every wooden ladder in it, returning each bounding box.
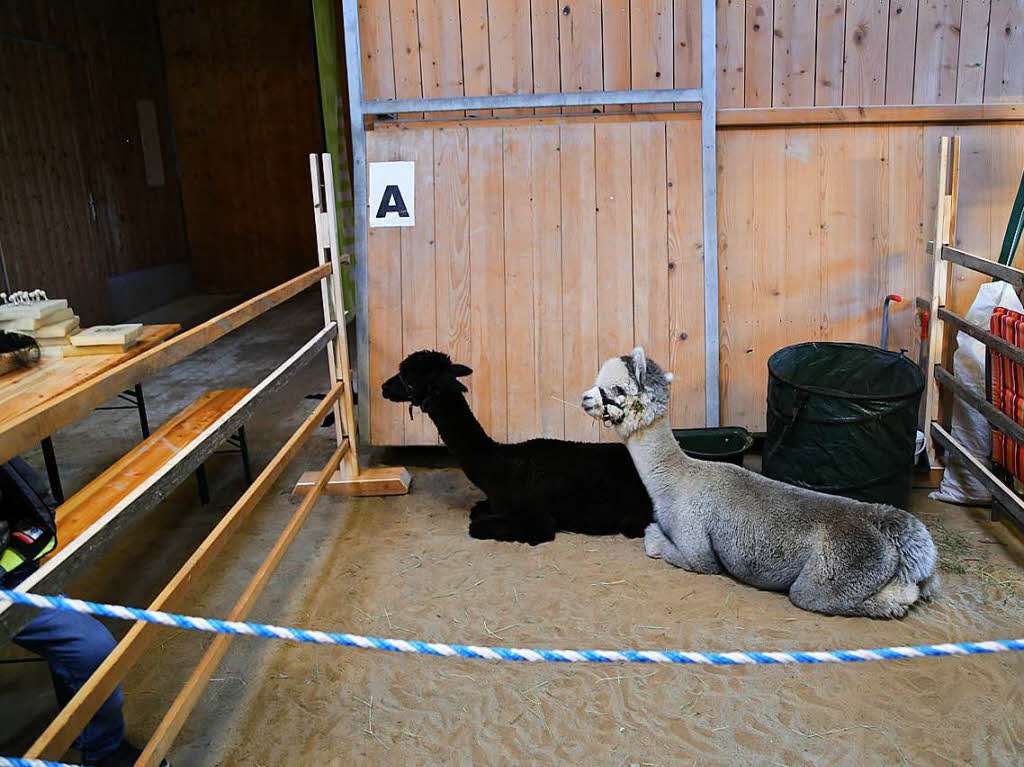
[293,153,410,497]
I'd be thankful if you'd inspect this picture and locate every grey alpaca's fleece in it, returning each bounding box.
[582,347,938,618]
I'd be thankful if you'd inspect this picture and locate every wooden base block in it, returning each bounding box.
[913,465,944,489]
[291,466,411,498]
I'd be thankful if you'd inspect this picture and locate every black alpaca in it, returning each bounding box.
[381,350,652,545]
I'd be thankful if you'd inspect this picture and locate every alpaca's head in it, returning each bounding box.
[381,350,472,412]
[581,347,673,436]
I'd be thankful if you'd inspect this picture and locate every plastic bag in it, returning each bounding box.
[931,281,1024,505]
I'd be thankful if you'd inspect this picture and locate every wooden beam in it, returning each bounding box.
[24,383,345,760]
[291,465,412,497]
[931,422,1024,531]
[938,307,1024,368]
[135,440,349,767]
[934,365,1024,447]
[923,137,954,467]
[938,245,1024,290]
[369,103,1024,132]
[0,263,331,463]
[0,323,338,645]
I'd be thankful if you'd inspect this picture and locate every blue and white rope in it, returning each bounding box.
[3,589,1023,665]
[0,758,81,767]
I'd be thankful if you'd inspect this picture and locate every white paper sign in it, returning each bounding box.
[368,161,415,227]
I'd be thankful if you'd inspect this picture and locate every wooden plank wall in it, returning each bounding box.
[368,118,1024,441]
[359,0,1024,108]
[0,1,188,324]
[367,121,706,444]
[158,0,324,293]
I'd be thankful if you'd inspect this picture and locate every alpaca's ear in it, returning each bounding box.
[451,364,473,377]
[665,372,675,383]
[631,346,647,386]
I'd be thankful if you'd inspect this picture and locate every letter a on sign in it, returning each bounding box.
[369,161,415,227]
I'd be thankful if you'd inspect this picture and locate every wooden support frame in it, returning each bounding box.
[932,422,1024,530]
[0,323,338,643]
[926,241,1024,291]
[24,385,345,759]
[22,160,410,758]
[297,154,410,496]
[922,135,961,467]
[136,440,350,767]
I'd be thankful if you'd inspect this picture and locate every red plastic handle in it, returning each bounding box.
[886,294,903,303]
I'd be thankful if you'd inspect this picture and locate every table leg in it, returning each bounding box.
[40,437,64,505]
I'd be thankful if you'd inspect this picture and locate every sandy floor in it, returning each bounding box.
[2,292,1022,765]
[192,477,1023,767]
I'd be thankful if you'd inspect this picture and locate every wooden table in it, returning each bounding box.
[0,324,180,499]
[0,325,179,433]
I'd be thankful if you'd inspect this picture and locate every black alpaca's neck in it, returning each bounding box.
[424,388,494,458]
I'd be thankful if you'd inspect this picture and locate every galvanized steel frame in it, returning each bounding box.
[340,0,721,434]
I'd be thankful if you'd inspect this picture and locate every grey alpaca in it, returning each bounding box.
[582,347,938,619]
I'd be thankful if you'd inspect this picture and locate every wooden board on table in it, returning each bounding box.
[0,324,179,432]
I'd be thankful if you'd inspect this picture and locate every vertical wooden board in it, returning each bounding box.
[956,0,990,103]
[399,129,438,445]
[843,0,889,104]
[820,126,859,344]
[433,128,473,412]
[717,130,757,426]
[886,125,927,355]
[674,0,701,93]
[852,128,890,344]
[530,126,566,438]
[594,123,634,440]
[532,0,562,114]
[630,0,673,108]
[366,130,404,444]
[358,0,396,100]
[603,0,631,111]
[467,127,508,440]
[815,0,846,105]
[783,128,826,351]
[559,0,603,113]
[488,0,534,115]
[943,125,986,316]
[983,0,1024,102]
[630,123,671,377]
[745,0,774,107]
[885,0,919,103]
[559,124,600,440]
[748,130,788,433]
[503,127,539,440]
[717,0,745,107]
[666,119,706,427]
[389,0,423,102]
[417,0,466,117]
[913,0,963,104]
[461,0,492,115]
[773,0,817,106]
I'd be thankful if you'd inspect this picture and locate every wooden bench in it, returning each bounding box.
[45,389,252,561]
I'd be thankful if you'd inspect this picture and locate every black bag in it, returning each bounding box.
[764,342,924,510]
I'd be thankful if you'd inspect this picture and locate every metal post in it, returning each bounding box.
[134,383,150,438]
[340,0,371,441]
[700,0,720,427]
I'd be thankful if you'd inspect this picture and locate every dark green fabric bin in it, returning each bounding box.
[763,342,924,510]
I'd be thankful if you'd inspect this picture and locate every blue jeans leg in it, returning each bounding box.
[13,609,125,762]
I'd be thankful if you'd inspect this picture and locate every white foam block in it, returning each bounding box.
[0,299,68,321]
[27,315,80,339]
[70,323,143,347]
[0,306,73,330]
